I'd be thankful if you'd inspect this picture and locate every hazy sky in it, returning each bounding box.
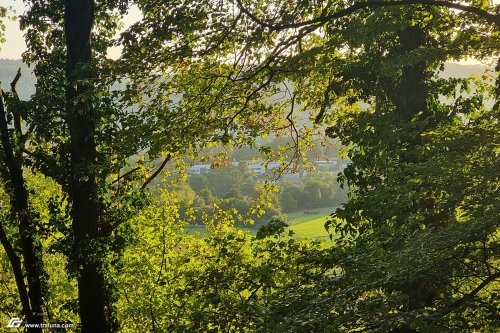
[1,1,25,59]
[0,1,141,59]
[1,0,498,61]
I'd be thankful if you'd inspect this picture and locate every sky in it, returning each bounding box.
[0,1,141,59]
[1,0,498,62]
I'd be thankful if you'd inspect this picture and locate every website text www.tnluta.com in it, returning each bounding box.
[25,323,74,329]
[7,317,74,329]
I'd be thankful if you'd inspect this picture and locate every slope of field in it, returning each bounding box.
[288,216,330,239]
[286,208,335,239]
[184,207,338,239]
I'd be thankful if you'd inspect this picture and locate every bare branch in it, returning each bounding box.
[9,69,25,160]
[111,166,141,185]
[315,76,335,124]
[140,154,172,190]
[10,68,21,96]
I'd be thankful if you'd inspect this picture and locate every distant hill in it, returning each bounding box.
[440,62,489,78]
[0,59,490,102]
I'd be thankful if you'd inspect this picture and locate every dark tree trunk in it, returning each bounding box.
[64,1,111,332]
[494,57,500,112]
[396,26,428,122]
[388,25,435,333]
[0,89,44,332]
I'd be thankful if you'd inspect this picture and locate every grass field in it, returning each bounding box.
[185,207,337,240]
[286,208,335,239]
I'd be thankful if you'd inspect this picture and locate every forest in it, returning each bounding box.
[0,0,498,332]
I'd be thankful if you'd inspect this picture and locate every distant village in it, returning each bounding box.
[188,160,349,181]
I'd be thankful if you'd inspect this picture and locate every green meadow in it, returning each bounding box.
[185,207,337,240]
[286,210,333,239]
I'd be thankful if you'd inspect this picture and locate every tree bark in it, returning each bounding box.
[64,1,111,332]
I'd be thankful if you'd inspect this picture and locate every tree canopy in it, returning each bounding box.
[0,0,498,332]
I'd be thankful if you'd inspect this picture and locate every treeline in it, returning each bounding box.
[176,164,347,226]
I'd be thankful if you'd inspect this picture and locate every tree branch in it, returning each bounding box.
[238,0,499,31]
[0,221,31,321]
[9,69,25,162]
[10,68,22,94]
[140,154,172,190]
[111,166,141,185]
[444,271,500,315]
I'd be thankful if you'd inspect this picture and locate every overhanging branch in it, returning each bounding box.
[237,0,499,31]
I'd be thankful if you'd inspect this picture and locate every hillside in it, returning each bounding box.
[0,59,35,99]
[0,59,491,102]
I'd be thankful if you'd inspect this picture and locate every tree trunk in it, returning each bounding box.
[64,1,111,332]
[0,89,44,332]
[395,25,428,122]
[388,25,434,333]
